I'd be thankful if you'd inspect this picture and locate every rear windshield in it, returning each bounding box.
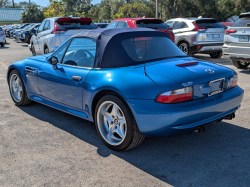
[195,19,224,28]
[136,20,169,29]
[56,20,97,30]
[122,37,186,62]
[232,17,250,27]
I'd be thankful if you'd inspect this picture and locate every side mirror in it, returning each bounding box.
[47,56,58,65]
[34,30,38,36]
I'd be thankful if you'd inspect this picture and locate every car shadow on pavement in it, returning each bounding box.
[1,46,10,49]
[18,102,250,186]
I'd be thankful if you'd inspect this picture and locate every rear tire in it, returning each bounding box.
[210,51,222,59]
[8,70,33,106]
[95,95,145,151]
[232,59,249,68]
[0,43,4,47]
[178,42,192,56]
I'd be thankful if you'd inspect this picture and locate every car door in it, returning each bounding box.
[38,37,96,110]
[172,21,190,42]
[35,20,46,54]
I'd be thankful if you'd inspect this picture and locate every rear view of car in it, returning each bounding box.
[29,17,97,55]
[223,12,250,68]
[106,18,175,42]
[166,18,226,58]
[0,27,6,47]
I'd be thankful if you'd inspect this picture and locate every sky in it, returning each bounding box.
[15,0,101,7]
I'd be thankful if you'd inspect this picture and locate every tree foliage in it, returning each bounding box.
[20,3,45,23]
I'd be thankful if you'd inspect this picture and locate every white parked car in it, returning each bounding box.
[29,17,98,56]
[0,27,6,47]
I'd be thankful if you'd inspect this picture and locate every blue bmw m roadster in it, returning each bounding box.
[7,28,244,151]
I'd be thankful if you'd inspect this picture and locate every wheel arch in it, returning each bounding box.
[176,39,190,46]
[91,89,133,122]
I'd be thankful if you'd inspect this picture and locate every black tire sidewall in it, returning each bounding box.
[9,70,27,105]
[94,95,134,151]
[210,51,222,59]
[232,60,249,68]
[31,44,36,56]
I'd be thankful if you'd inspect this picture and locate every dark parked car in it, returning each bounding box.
[18,23,40,44]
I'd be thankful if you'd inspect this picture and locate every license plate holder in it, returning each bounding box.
[212,34,220,38]
[208,78,225,96]
[239,35,249,42]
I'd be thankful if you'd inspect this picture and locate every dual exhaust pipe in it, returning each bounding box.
[195,112,236,134]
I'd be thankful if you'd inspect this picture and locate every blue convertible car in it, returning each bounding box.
[7,28,244,151]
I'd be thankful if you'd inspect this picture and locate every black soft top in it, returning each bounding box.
[72,28,171,68]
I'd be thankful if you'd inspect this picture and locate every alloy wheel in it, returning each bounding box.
[179,43,188,54]
[97,101,127,146]
[10,74,23,102]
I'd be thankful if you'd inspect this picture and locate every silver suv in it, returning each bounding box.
[29,17,97,56]
[223,12,250,68]
[166,17,226,58]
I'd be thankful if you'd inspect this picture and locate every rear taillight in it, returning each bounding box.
[231,75,238,88]
[225,30,236,35]
[193,23,207,31]
[51,23,66,34]
[155,86,193,104]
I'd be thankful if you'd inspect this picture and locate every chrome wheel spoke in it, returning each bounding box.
[110,104,119,117]
[116,126,125,139]
[17,90,22,99]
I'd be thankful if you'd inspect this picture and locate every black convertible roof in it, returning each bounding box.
[72,28,171,68]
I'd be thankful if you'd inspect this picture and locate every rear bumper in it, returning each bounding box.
[191,43,223,54]
[223,44,250,59]
[126,86,244,137]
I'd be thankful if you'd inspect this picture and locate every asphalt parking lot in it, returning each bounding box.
[1,39,250,186]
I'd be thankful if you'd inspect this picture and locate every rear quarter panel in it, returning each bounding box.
[83,66,180,114]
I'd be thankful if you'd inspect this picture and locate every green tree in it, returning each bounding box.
[118,3,153,17]
[21,3,45,23]
[0,0,11,8]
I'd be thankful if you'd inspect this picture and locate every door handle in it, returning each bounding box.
[71,76,82,81]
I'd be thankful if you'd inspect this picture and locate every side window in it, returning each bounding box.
[52,40,70,63]
[165,21,173,26]
[38,21,46,33]
[43,21,50,31]
[183,22,189,28]
[62,38,96,68]
[117,21,125,28]
[124,22,128,28]
[106,21,118,28]
[173,21,188,29]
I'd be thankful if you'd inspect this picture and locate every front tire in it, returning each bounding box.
[8,70,33,106]
[232,59,249,68]
[0,43,4,47]
[95,95,145,151]
[210,51,222,59]
[31,44,36,56]
[44,47,49,54]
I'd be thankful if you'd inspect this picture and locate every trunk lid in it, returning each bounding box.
[146,57,235,99]
[225,17,250,49]
[194,19,225,43]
